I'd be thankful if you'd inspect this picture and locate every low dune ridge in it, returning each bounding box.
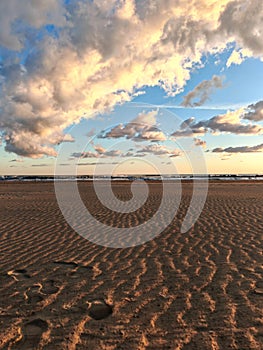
[0,181,262,349]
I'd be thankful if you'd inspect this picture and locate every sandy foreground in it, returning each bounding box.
[0,181,262,349]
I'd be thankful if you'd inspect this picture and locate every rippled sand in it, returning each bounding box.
[0,181,262,349]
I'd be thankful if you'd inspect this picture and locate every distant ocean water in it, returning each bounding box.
[1,175,263,182]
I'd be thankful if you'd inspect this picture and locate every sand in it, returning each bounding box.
[0,181,262,349]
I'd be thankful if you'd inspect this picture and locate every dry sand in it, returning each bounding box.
[0,181,262,349]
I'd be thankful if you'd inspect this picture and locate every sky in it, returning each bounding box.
[0,0,263,175]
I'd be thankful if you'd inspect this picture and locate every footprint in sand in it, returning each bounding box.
[25,285,44,304]
[87,299,113,320]
[18,318,48,349]
[7,269,31,281]
[41,280,59,295]
[53,261,93,278]
[53,261,79,269]
[25,280,59,304]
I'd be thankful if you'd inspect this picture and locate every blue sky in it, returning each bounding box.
[0,1,263,175]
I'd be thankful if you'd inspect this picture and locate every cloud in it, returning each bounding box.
[171,127,206,138]
[93,144,106,154]
[31,164,49,167]
[180,117,195,129]
[71,142,181,159]
[0,0,263,157]
[121,151,134,157]
[196,112,262,135]
[242,101,263,122]
[86,128,96,138]
[137,144,181,157]
[194,138,207,148]
[71,146,121,159]
[103,150,122,157]
[77,162,108,166]
[218,1,263,56]
[226,48,252,67]
[2,130,74,158]
[9,158,24,163]
[0,0,65,50]
[220,155,232,160]
[171,116,206,137]
[173,107,263,137]
[4,132,58,158]
[71,152,97,159]
[181,75,223,107]
[212,143,263,153]
[77,161,127,166]
[100,110,167,141]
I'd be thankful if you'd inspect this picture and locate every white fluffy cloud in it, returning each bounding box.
[226,48,252,67]
[0,0,65,50]
[100,110,166,141]
[137,144,181,157]
[242,101,263,122]
[173,106,263,137]
[0,0,263,157]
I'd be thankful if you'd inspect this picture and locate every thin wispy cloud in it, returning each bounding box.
[9,158,24,163]
[31,164,49,167]
[129,102,250,111]
[181,75,224,107]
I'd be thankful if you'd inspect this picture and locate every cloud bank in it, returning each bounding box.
[212,143,263,153]
[71,142,181,160]
[0,0,263,157]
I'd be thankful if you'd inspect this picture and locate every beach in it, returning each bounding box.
[0,181,262,349]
